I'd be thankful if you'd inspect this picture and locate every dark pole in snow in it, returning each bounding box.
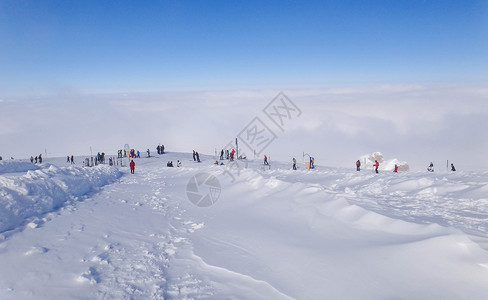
[236,138,238,160]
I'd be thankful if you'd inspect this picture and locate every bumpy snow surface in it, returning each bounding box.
[1,154,488,299]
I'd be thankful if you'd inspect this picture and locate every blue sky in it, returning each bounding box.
[1,0,487,96]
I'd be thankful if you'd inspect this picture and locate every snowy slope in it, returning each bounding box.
[0,159,121,233]
[0,154,488,299]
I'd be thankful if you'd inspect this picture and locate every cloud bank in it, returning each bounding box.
[1,84,487,171]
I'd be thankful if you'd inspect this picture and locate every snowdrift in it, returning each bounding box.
[0,160,40,175]
[0,161,121,233]
[360,151,410,171]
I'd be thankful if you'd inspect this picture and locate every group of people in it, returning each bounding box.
[30,154,43,164]
[67,155,75,164]
[156,144,165,155]
[166,160,182,167]
[355,160,457,173]
[427,162,456,172]
[219,149,232,160]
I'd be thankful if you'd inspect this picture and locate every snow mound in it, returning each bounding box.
[0,162,122,233]
[0,160,40,175]
[360,152,410,171]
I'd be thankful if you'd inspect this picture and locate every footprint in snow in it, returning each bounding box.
[24,246,49,256]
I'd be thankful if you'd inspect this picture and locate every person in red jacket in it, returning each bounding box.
[374,160,379,174]
[394,164,398,172]
[130,160,135,174]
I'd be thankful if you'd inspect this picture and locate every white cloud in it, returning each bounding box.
[1,85,487,171]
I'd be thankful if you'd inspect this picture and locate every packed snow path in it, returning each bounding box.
[1,155,488,299]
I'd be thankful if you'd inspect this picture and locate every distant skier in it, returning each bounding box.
[264,155,269,165]
[427,162,434,172]
[30,156,34,163]
[67,156,70,163]
[356,160,361,171]
[71,155,75,164]
[196,152,200,162]
[147,149,150,157]
[220,149,224,160]
[394,164,398,172]
[137,151,140,158]
[130,160,135,174]
[161,145,165,154]
[293,158,297,170]
[451,163,456,171]
[39,154,42,164]
[177,160,182,167]
[230,149,235,161]
[193,150,196,161]
[35,156,38,163]
[374,160,379,173]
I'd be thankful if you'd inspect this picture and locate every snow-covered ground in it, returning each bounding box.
[1,153,488,299]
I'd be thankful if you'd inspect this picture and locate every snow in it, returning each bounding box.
[360,152,410,171]
[1,154,488,299]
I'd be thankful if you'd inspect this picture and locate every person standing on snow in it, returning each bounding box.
[394,164,398,172]
[264,155,269,165]
[293,158,297,170]
[220,149,224,160]
[451,163,456,171]
[356,160,361,171]
[71,155,75,164]
[196,152,200,162]
[130,160,135,174]
[193,150,196,161]
[374,160,379,173]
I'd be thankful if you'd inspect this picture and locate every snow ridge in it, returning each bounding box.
[0,162,122,233]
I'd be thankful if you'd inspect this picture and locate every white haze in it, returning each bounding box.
[1,84,487,171]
